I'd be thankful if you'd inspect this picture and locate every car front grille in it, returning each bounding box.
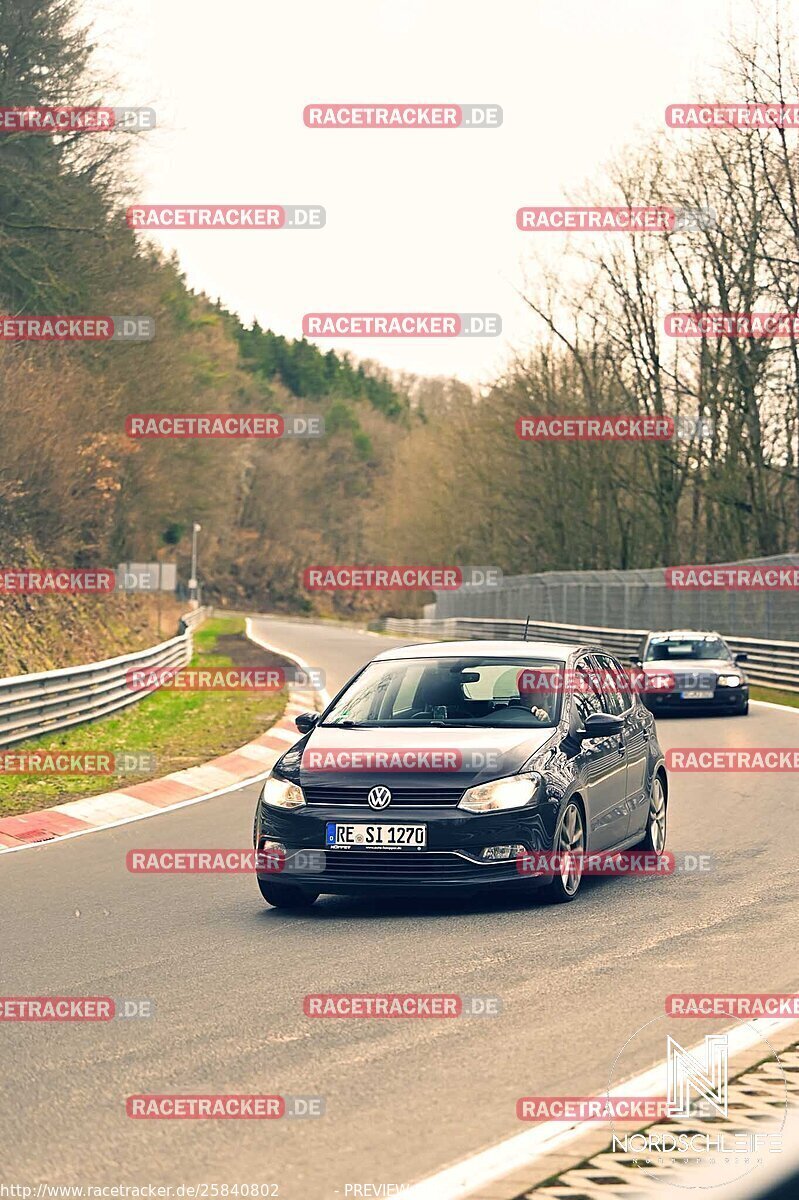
[665,672,718,690]
[303,784,465,807]
[319,849,511,881]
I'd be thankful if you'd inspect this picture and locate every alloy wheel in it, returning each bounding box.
[556,802,585,896]
[649,775,667,852]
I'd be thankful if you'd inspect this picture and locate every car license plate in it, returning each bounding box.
[325,822,427,849]
[682,690,715,699]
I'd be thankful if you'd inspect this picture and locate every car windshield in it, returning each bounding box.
[644,635,729,662]
[323,656,565,728]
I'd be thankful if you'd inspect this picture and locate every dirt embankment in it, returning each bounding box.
[0,590,186,678]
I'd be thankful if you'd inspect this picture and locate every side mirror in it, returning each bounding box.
[579,711,625,739]
[295,711,319,734]
[629,656,642,666]
[735,652,748,664]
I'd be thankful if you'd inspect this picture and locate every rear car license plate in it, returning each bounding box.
[325,822,427,849]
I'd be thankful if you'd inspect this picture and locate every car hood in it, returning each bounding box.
[295,724,557,788]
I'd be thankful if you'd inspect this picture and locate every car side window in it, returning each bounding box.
[594,652,632,715]
[571,657,603,728]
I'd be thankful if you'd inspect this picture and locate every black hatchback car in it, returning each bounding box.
[253,640,668,908]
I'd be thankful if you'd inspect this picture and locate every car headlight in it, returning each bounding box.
[260,774,306,809]
[717,674,742,687]
[458,774,541,814]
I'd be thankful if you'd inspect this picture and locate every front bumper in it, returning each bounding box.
[256,803,554,894]
[644,686,748,713]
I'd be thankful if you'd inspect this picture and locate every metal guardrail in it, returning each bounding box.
[178,607,209,634]
[383,615,799,692]
[428,554,799,641]
[0,607,211,749]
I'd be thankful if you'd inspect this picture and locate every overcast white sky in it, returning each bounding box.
[84,0,768,383]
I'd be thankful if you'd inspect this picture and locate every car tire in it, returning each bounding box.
[543,800,585,904]
[632,772,667,852]
[257,879,318,909]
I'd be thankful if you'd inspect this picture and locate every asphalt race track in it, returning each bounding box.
[2,617,798,1197]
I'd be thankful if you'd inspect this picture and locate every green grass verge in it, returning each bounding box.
[0,615,285,818]
[750,684,799,710]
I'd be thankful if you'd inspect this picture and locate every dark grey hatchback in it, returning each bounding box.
[253,640,668,908]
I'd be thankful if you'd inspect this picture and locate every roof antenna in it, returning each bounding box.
[523,614,531,642]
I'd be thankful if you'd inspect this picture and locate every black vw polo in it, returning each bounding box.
[253,640,668,908]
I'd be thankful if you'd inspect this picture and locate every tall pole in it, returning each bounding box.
[190,522,201,608]
[156,557,163,638]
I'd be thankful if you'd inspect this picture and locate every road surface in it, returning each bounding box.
[1,617,797,1197]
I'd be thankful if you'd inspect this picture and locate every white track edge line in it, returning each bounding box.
[245,618,332,708]
[400,1015,799,1199]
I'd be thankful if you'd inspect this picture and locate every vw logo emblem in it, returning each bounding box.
[367,785,392,810]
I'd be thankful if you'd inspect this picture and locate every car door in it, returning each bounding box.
[570,656,629,851]
[595,652,648,841]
